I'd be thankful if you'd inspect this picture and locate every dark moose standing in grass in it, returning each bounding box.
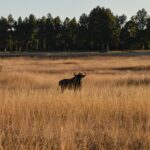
[59,72,86,92]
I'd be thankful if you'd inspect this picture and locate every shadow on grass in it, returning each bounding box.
[111,66,150,72]
[115,78,150,86]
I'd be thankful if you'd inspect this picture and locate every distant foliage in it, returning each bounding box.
[0,7,150,52]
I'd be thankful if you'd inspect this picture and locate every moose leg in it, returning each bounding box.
[61,86,65,93]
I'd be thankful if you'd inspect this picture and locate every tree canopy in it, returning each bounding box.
[0,7,150,52]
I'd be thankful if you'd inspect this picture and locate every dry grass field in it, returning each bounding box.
[0,55,150,150]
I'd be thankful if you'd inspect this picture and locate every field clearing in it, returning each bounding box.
[0,56,150,149]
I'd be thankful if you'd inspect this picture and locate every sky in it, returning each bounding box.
[0,0,150,20]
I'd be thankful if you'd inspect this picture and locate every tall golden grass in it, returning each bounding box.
[0,56,150,150]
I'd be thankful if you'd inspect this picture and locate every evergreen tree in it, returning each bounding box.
[78,13,89,50]
[133,9,149,49]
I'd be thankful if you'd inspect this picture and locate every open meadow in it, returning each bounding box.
[0,55,150,150]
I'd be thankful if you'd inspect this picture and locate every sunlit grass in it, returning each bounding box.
[0,56,149,149]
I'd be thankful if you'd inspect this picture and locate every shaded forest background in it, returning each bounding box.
[0,6,150,52]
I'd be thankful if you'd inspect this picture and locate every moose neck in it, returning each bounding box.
[75,76,82,83]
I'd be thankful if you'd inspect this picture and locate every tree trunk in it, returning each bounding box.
[142,43,145,50]
[26,43,28,51]
[19,47,22,52]
[106,42,109,52]
[43,38,46,50]
[101,43,104,51]
[36,40,39,50]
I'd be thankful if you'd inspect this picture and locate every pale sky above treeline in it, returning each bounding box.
[0,0,150,20]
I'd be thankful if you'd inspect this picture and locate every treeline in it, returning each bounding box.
[0,6,150,52]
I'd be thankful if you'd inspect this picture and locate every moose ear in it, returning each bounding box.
[83,72,87,76]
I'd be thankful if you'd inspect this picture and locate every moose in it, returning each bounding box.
[59,72,86,92]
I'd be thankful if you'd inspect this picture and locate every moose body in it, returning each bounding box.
[59,72,86,92]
